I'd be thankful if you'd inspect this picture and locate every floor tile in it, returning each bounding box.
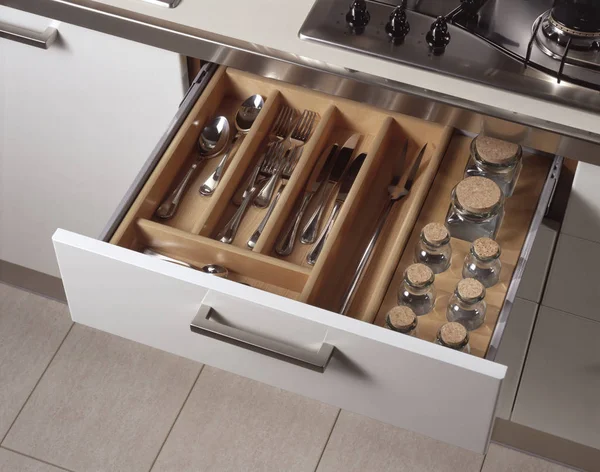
[512,306,600,450]
[482,444,577,472]
[0,448,65,472]
[152,366,339,472]
[3,324,201,472]
[315,411,484,472]
[561,162,600,245]
[0,284,72,439]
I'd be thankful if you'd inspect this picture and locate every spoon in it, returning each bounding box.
[199,94,264,196]
[156,116,230,219]
[200,264,229,278]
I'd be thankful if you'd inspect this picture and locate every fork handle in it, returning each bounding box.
[247,186,283,249]
[254,148,288,208]
[301,181,334,244]
[217,183,261,244]
[275,192,312,256]
[306,200,341,266]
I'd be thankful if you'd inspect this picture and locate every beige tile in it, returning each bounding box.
[316,411,484,472]
[152,366,338,472]
[0,284,72,439]
[3,324,201,472]
[482,444,577,472]
[0,448,65,472]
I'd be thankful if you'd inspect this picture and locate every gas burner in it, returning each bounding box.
[534,11,600,71]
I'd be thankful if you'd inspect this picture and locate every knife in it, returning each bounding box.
[301,133,361,244]
[339,142,427,315]
[275,143,340,256]
[307,152,367,266]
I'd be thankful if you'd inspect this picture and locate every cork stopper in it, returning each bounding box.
[422,222,449,245]
[473,237,500,260]
[405,263,434,287]
[455,177,502,214]
[386,306,417,332]
[457,278,485,301]
[475,136,520,165]
[439,322,469,348]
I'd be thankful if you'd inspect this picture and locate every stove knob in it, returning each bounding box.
[426,16,451,54]
[346,0,370,34]
[385,5,410,43]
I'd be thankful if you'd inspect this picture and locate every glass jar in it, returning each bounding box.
[385,305,418,337]
[434,322,470,353]
[465,135,523,197]
[414,222,452,274]
[447,278,487,331]
[397,263,436,316]
[445,176,505,242]
[463,237,502,288]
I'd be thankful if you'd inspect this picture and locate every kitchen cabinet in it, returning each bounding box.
[0,6,186,279]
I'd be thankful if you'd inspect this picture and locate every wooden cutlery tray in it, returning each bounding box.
[109,66,551,358]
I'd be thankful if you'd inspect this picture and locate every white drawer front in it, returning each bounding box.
[54,229,505,453]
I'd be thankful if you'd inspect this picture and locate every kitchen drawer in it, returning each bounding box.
[53,64,558,454]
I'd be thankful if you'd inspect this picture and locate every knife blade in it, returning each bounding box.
[301,133,361,244]
[309,143,340,193]
[306,152,367,265]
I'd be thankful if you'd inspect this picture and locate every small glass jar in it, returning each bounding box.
[463,237,502,288]
[445,176,505,242]
[397,263,436,316]
[465,135,523,197]
[434,322,471,353]
[385,305,418,337]
[447,278,487,331]
[414,222,452,274]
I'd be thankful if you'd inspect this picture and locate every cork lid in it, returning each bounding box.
[439,322,469,348]
[457,278,485,301]
[475,136,520,165]
[405,263,434,287]
[455,177,502,214]
[386,306,417,331]
[422,222,449,245]
[473,237,500,260]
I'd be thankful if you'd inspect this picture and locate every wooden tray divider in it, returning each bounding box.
[299,116,395,304]
[136,218,310,296]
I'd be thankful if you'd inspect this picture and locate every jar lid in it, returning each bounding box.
[422,222,449,246]
[439,322,469,348]
[473,237,500,260]
[386,306,417,332]
[457,278,485,302]
[455,177,502,214]
[474,136,521,165]
[405,263,434,287]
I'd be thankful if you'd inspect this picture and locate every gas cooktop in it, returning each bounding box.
[299,0,600,113]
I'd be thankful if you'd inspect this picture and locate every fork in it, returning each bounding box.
[254,110,317,208]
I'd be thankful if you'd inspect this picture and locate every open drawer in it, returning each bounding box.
[53,64,558,454]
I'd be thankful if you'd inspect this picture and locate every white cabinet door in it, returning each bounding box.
[0,6,186,277]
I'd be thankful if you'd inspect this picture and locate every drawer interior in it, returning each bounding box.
[109,66,551,358]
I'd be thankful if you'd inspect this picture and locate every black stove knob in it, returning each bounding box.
[385,5,410,43]
[346,0,370,34]
[426,16,451,54]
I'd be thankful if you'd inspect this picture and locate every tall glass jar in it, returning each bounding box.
[445,176,505,242]
[397,263,436,316]
[463,237,502,288]
[414,222,452,274]
[446,278,487,331]
[434,322,470,353]
[385,305,418,337]
[465,135,523,197]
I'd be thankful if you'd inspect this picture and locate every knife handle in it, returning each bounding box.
[301,181,334,244]
[275,192,312,256]
[306,200,342,266]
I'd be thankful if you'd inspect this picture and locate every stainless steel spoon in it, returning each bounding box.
[156,116,230,219]
[199,94,264,196]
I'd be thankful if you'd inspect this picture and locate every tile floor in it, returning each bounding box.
[0,283,579,472]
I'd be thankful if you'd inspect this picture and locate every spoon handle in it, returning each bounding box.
[156,160,200,219]
[200,132,242,196]
[306,200,342,266]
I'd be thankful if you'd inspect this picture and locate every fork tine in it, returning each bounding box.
[302,111,316,141]
[271,107,286,136]
[292,110,308,141]
[273,106,290,136]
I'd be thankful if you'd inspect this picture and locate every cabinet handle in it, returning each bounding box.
[0,21,58,49]
[190,305,335,372]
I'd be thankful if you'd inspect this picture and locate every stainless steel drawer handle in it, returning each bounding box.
[190,305,335,372]
[0,21,58,49]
